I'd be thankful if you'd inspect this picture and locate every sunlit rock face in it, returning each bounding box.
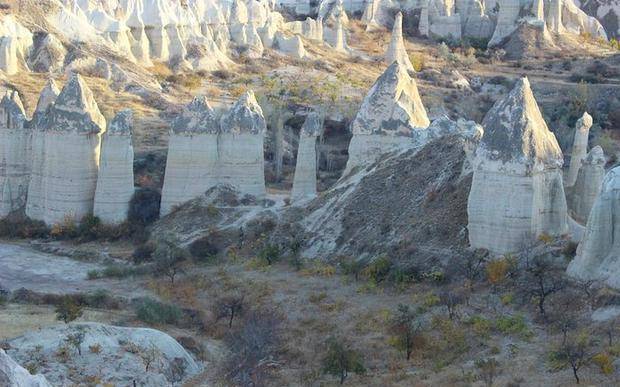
[94,110,135,224]
[568,166,620,290]
[385,12,414,72]
[26,80,60,222]
[218,90,267,198]
[0,91,30,217]
[0,15,33,75]
[566,112,593,187]
[568,146,605,224]
[0,349,51,387]
[292,112,321,202]
[345,61,430,173]
[26,73,106,225]
[467,77,568,254]
[160,96,220,216]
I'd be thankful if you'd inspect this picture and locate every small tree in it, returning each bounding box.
[139,342,161,372]
[561,331,594,384]
[439,290,463,320]
[389,304,421,360]
[153,239,188,284]
[214,293,245,328]
[64,328,86,356]
[322,337,366,384]
[55,296,83,324]
[521,255,566,317]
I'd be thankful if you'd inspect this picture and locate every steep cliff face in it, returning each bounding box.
[94,110,135,224]
[0,90,30,217]
[27,73,106,225]
[291,112,321,202]
[568,146,606,224]
[467,77,568,254]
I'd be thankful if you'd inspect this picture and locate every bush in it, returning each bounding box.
[257,244,281,265]
[592,352,614,374]
[495,315,531,338]
[322,337,366,384]
[132,243,155,264]
[55,296,83,323]
[128,188,161,226]
[135,298,183,325]
[189,236,220,263]
[361,255,392,283]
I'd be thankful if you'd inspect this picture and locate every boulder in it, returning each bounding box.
[0,349,51,387]
[292,112,322,201]
[345,61,430,173]
[467,77,568,254]
[568,166,620,289]
[273,32,311,59]
[93,110,135,224]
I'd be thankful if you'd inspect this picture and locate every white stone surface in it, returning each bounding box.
[27,73,106,225]
[0,15,33,75]
[467,77,568,254]
[568,166,620,289]
[292,112,321,201]
[385,12,414,72]
[273,31,311,59]
[0,91,29,217]
[0,349,51,387]
[566,111,593,187]
[345,61,430,173]
[568,145,605,224]
[94,110,135,224]
[26,80,60,222]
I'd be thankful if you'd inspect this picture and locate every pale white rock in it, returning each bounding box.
[230,22,264,58]
[330,18,349,53]
[218,91,267,198]
[0,16,33,75]
[548,0,564,33]
[561,0,608,39]
[419,2,430,36]
[489,0,522,46]
[430,14,462,39]
[0,91,29,217]
[259,12,285,47]
[292,112,321,201]
[273,32,311,59]
[362,0,395,31]
[94,110,135,224]
[7,322,201,386]
[568,146,605,224]
[26,80,60,222]
[467,77,568,254]
[0,349,51,387]
[568,166,620,289]
[319,0,349,26]
[160,96,220,215]
[229,0,250,25]
[28,73,106,225]
[385,12,414,72]
[566,112,593,187]
[301,17,324,41]
[345,61,430,173]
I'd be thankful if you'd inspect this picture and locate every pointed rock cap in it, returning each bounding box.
[479,77,562,166]
[229,0,249,25]
[385,12,414,72]
[301,112,322,137]
[220,90,267,135]
[584,145,605,166]
[352,61,430,135]
[46,72,106,133]
[35,79,60,115]
[0,89,26,128]
[576,111,593,132]
[107,109,133,136]
[172,95,219,134]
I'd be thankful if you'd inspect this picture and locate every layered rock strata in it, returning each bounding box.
[568,146,606,224]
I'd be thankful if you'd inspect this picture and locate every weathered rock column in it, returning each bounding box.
[292,112,321,201]
[568,166,620,289]
[26,80,60,221]
[345,61,430,174]
[467,77,568,254]
[566,112,593,187]
[93,110,135,224]
[218,91,267,198]
[29,73,106,225]
[385,12,414,72]
[160,96,220,215]
[0,90,30,216]
[568,146,605,224]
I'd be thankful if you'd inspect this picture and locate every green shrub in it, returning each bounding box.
[361,255,392,283]
[128,188,161,226]
[257,244,281,265]
[135,298,183,325]
[189,236,219,263]
[495,315,531,338]
[132,243,155,264]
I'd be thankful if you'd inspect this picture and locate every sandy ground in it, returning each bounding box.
[0,242,148,297]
